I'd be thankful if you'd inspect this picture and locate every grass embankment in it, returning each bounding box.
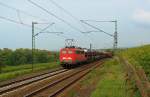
[64,58,136,97]
[119,45,150,79]
[0,61,60,82]
[91,58,128,97]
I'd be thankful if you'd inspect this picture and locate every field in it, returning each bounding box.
[0,61,60,82]
[119,45,150,79]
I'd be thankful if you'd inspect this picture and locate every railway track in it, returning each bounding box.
[0,61,103,97]
[0,68,63,87]
[25,61,103,97]
[0,68,69,95]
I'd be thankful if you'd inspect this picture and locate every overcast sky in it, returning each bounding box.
[0,0,150,50]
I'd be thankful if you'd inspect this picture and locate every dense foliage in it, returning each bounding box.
[0,48,59,66]
[119,45,150,78]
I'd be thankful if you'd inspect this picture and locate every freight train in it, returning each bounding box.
[59,46,112,68]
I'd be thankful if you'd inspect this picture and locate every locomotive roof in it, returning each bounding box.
[61,46,84,50]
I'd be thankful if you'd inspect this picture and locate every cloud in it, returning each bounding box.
[133,9,150,24]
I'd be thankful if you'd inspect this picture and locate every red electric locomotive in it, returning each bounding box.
[59,46,113,68]
[59,46,87,68]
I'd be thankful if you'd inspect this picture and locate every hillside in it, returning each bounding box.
[119,45,150,79]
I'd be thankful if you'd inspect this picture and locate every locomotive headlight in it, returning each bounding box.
[62,57,72,60]
[62,57,66,60]
[68,57,72,59]
[67,57,72,62]
[62,57,72,63]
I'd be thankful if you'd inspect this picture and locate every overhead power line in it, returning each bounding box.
[81,20,118,51]
[0,1,48,22]
[34,23,55,36]
[81,20,116,22]
[17,10,23,24]
[0,16,57,34]
[28,0,83,33]
[0,16,64,37]
[49,0,77,20]
[48,0,86,30]
[80,20,114,37]
[0,16,31,27]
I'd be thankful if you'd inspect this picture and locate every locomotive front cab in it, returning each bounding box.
[59,47,87,68]
[60,48,75,66]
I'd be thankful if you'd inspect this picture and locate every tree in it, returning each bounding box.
[35,50,49,63]
[0,48,13,65]
[12,48,28,65]
[0,58,3,73]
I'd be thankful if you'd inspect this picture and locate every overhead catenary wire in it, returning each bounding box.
[0,16,59,35]
[80,20,114,37]
[0,16,31,27]
[57,34,68,39]
[82,20,116,23]
[51,23,74,39]
[39,23,55,33]
[0,15,43,30]
[17,10,23,24]
[0,1,71,43]
[48,0,87,31]
[28,0,84,33]
[49,0,77,20]
[49,0,97,44]
[34,23,56,36]
[81,20,118,50]
[0,1,48,22]
[48,0,108,46]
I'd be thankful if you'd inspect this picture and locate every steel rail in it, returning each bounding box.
[0,68,62,87]
[25,61,102,97]
[49,62,102,97]
[0,68,68,95]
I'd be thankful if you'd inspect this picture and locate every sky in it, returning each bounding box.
[0,0,150,51]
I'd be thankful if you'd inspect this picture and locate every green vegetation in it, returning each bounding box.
[91,59,129,97]
[0,61,60,81]
[66,61,107,97]
[0,48,60,81]
[0,48,59,66]
[66,59,137,97]
[119,45,150,79]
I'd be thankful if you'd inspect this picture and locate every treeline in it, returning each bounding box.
[0,48,59,66]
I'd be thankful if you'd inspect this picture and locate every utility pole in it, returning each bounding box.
[32,22,34,72]
[32,22,37,72]
[113,20,118,52]
[31,22,63,72]
[0,58,2,74]
[90,43,92,52]
[111,20,118,53]
[81,20,118,53]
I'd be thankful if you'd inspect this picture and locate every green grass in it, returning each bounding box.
[67,60,108,97]
[91,58,129,97]
[66,58,137,97]
[118,45,150,79]
[0,61,60,82]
